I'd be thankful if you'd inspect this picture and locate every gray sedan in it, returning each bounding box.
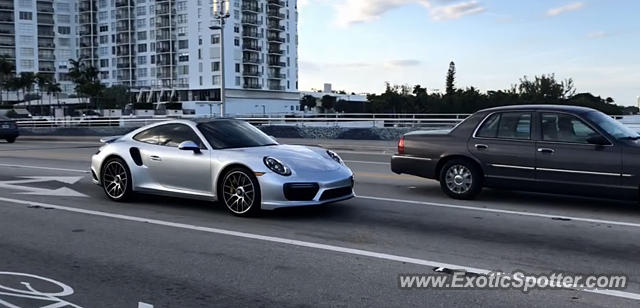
[91,119,354,216]
[392,105,640,200]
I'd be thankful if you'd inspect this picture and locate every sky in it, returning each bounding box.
[297,0,640,105]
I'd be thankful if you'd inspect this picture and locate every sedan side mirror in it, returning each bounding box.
[178,141,202,154]
[586,135,610,146]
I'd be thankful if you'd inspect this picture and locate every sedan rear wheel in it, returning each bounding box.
[5,137,16,143]
[102,158,132,202]
[440,159,482,200]
[221,168,261,217]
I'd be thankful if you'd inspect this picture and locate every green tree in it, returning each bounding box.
[445,61,456,97]
[102,85,132,110]
[45,81,62,109]
[68,58,104,111]
[320,95,337,112]
[35,73,52,115]
[0,56,14,105]
[299,94,316,111]
[18,72,36,110]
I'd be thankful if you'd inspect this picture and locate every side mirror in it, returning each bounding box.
[178,141,202,154]
[587,135,610,146]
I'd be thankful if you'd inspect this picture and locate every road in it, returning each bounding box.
[0,137,640,307]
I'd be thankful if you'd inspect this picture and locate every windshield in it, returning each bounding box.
[197,120,278,149]
[585,111,639,140]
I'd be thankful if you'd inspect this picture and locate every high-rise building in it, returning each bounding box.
[2,0,300,115]
[0,0,77,94]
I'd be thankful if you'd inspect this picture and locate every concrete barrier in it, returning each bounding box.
[19,125,450,140]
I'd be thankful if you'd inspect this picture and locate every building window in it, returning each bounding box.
[58,27,71,35]
[19,12,33,20]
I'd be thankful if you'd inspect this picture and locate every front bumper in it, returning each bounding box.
[258,168,355,210]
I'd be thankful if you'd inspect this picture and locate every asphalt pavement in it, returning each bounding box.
[1,137,640,307]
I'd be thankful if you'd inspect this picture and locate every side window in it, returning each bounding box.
[134,124,205,148]
[476,114,500,138]
[541,113,599,144]
[476,112,531,140]
[133,127,162,145]
[154,124,205,148]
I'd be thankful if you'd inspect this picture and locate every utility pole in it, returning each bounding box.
[211,0,230,117]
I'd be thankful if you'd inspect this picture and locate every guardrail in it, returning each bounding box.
[14,114,471,129]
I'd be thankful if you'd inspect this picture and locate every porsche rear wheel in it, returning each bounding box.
[221,168,261,217]
[102,157,133,202]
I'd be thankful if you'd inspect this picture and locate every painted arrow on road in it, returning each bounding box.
[0,176,88,197]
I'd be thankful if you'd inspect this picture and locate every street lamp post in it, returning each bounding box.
[211,0,230,118]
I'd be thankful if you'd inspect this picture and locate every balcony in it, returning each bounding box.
[267,10,285,19]
[243,83,263,89]
[267,61,286,67]
[243,57,261,64]
[267,36,285,43]
[268,85,286,91]
[242,71,260,77]
[267,0,285,7]
[242,44,262,51]
[268,73,286,79]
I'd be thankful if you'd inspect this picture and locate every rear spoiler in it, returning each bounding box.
[100,136,122,144]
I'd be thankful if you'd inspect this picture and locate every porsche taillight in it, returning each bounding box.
[398,136,405,154]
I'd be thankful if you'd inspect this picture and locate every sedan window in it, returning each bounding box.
[541,113,599,144]
[476,112,531,140]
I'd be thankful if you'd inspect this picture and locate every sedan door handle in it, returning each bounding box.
[149,155,162,161]
[537,148,555,154]
[475,144,488,150]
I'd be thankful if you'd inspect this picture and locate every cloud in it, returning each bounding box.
[384,59,422,68]
[587,31,608,39]
[300,60,372,71]
[334,0,485,26]
[546,2,585,17]
[430,1,485,21]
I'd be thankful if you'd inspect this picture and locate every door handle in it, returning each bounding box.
[475,144,488,150]
[537,148,555,154]
[149,155,162,161]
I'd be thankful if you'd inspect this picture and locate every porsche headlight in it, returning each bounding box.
[326,150,343,165]
[263,157,292,176]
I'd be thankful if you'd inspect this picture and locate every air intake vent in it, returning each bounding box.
[129,147,143,166]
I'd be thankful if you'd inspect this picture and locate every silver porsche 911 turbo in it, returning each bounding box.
[90,119,355,216]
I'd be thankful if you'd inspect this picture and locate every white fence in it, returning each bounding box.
[14,114,471,129]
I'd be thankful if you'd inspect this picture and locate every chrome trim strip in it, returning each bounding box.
[622,174,634,177]
[392,155,432,161]
[490,164,535,170]
[537,167,620,177]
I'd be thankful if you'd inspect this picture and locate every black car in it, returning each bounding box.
[0,116,19,143]
[391,105,640,200]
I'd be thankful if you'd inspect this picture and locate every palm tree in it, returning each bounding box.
[0,56,14,105]
[19,72,36,113]
[35,73,51,115]
[45,81,62,118]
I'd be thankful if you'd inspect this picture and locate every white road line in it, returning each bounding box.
[344,160,390,165]
[0,196,638,301]
[358,196,640,229]
[0,163,88,173]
